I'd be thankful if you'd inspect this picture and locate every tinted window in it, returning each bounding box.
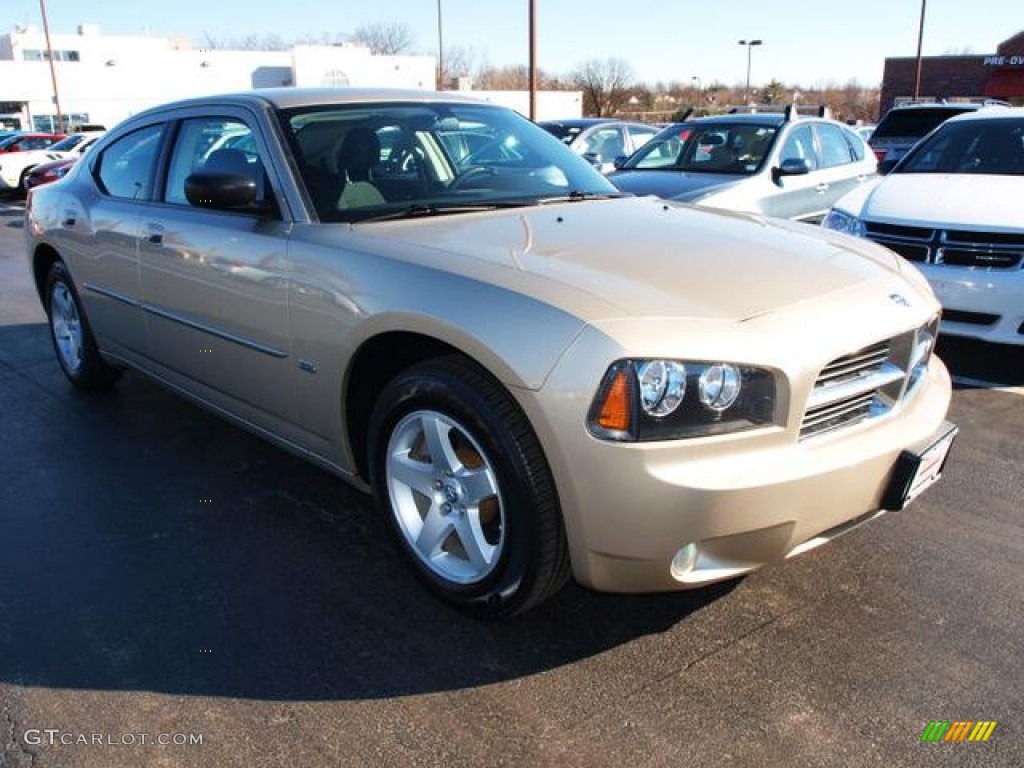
[815,124,853,168]
[164,118,270,208]
[899,119,1024,175]
[872,108,972,139]
[94,124,164,200]
[779,124,818,170]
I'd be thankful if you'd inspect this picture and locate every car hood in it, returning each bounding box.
[609,170,739,201]
[852,174,1024,230]
[348,196,905,323]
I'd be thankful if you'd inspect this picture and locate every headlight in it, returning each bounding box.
[588,359,777,441]
[822,209,865,237]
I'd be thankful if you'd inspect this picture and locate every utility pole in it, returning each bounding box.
[39,0,64,131]
[913,0,927,100]
[528,0,537,121]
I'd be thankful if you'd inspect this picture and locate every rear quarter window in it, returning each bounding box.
[93,124,165,200]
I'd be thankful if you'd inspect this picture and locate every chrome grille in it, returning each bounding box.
[800,319,939,440]
[864,222,1024,270]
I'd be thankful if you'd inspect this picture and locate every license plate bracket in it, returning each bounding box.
[881,421,958,511]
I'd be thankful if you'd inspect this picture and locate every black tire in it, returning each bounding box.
[368,355,570,619]
[17,167,33,198]
[45,260,121,391]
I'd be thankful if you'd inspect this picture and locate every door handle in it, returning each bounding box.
[144,222,165,245]
[815,183,829,193]
[61,210,76,227]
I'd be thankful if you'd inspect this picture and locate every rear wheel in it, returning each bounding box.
[45,261,121,390]
[368,355,570,618]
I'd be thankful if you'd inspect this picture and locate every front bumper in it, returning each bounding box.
[921,263,1024,346]
[518,328,953,594]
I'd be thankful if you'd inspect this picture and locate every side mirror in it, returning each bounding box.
[185,170,257,210]
[612,155,628,170]
[877,158,899,175]
[772,157,812,185]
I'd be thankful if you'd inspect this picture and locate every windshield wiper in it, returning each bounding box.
[355,200,539,222]
[538,190,629,204]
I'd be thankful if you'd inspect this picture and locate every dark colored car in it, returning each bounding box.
[868,101,1007,165]
[609,110,877,223]
[539,118,659,173]
[24,156,77,190]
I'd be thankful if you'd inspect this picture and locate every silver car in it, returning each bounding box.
[610,110,878,222]
[26,89,955,617]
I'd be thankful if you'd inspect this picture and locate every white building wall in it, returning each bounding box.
[0,26,437,130]
[0,24,578,130]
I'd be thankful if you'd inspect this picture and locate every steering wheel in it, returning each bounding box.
[448,165,496,190]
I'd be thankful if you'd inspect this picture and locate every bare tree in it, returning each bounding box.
[350,21,414,55]
[202,31,288,51]
[571,58,636,117]
[439,45,482,88]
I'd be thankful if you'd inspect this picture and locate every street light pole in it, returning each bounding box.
[737,39,762,105]
[692,76,702,106]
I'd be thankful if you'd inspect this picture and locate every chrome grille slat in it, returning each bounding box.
[806,364,906,411]
[799,321,937,441]
[815,344,889,384]
[864,221,1024,271]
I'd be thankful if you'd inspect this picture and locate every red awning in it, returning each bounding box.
[984,69,1024,100]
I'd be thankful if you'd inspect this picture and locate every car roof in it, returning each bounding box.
[539,118,624,128]
[689,113,788,127]
[943,105,1023,123]
[128,87,501,119]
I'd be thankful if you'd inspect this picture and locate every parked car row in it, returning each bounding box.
[0,131,104,194]
[25,88,956,617]
[537,103,1021,349]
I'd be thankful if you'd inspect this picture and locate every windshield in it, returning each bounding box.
[48,134,86,152]
[897,119,1024,175]
[278,103,618,222]
[620,122,778,175]
[872,107,973,140]
[0,135,21,150]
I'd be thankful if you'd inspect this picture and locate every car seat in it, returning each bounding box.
[336,126,386,208]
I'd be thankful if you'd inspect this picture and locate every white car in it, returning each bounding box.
[824,107,1024,346]
[0,132,104,192]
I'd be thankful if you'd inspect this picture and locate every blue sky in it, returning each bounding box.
[6,0,1021,87]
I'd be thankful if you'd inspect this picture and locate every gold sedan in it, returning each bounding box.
[25,89,955,617]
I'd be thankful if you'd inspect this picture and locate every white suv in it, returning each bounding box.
[824,107,1024,346]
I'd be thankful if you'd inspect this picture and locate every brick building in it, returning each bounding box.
[880,30,1024,114]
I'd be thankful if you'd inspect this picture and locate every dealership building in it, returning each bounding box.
[880,30,1024,113]
[0,23,581,132]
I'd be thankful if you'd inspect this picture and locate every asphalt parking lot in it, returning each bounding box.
[0,196,1021,768]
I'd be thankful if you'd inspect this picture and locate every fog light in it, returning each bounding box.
[670,542,698,579]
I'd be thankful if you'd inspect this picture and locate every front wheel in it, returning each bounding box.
[45,261,121,391]
[368,356,570,618]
